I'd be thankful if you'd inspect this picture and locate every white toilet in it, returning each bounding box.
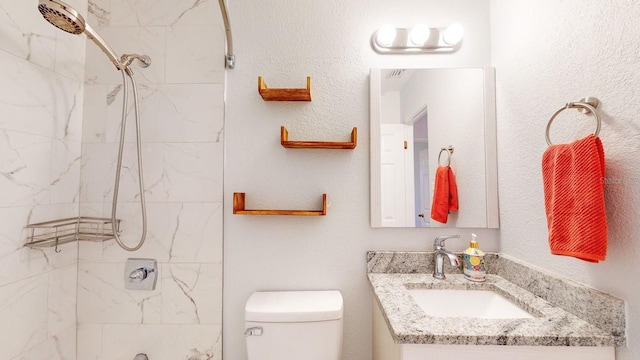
[245,290,344,360]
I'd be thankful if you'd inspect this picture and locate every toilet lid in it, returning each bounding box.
[245,290,343,323]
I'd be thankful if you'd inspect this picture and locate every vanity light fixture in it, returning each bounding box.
[376,24,397,46]
[371,23,464,54]
[409,24,431,45]
[443,23,464,45]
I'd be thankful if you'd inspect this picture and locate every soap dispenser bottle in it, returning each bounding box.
[463,233,486,282]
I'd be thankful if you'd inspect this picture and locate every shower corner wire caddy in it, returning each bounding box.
[24,217,121,249]
[258,76,311,101]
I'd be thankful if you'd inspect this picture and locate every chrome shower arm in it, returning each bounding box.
[218,0,235,69]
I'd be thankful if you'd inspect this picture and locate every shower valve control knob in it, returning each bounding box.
[129,267,153,282]
[124,258,157,290]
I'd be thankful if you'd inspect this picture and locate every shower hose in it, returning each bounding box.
[111,67,147,251]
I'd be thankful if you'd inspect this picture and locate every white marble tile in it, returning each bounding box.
[165,202,223,263]
[48,0,87,81]
[80,142,164,204]
[163,143,223,202]
[149,84,225,143]
[161,263,222,324]
[166,25,225,84]
[78,239,105,262]
[115,143,165,203]
[83,202,223,264]
[61,0,90,16]
[80,204,215,264]
[28,203,80,224]
[84,27,166,85]
[48,265,77,337]
[80,142,116,204]
[0,51,54,138]
[77,262,162,324]
[53,29,87,82]
[101,324,222,360]
[0,274,48,359]
[76,323,102,360]
[103,83,224,144]
[18,325,77,360]
[79,202,169,264]
[101,202,172,262]
[82,85,108,143]
[79,202,108,219]
[50,139,82,204]
[0,130,52,207]
[0,206,33,273]
[87,0,111,30]
[0,203,79,287]
[0,51,84,142]
[0,242,76,288]
[104,83,158,144]
[53,83,85,143]
[108,0,220,27]
[78,203,108,262]
[0,0,56,69]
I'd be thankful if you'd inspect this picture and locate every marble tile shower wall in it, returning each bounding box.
[0,0,88,358]
[77,0,225,359]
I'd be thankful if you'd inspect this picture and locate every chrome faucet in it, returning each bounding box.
[433,235,461,279]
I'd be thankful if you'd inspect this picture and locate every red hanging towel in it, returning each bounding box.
[431,166,459,223]
[448,167,459,212]
[542,134,607,262]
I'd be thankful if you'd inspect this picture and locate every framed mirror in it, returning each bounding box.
[370,67,499,228]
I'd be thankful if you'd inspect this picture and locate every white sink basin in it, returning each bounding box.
[408,289,534,319]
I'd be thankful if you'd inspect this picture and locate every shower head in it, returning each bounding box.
[38,0,85,35]
[37,0,124,70]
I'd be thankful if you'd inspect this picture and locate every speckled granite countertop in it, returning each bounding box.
[367,252,625,347]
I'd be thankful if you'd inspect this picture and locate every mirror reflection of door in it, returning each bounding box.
[380,124,414,227]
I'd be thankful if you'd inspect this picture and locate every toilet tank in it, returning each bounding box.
[245,290,344,360]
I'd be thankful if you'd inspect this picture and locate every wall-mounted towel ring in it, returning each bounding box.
[438,146,454,166]
[545,97,601,146]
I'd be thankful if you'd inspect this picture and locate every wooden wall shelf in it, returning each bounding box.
[233,192,327,216]
[281,126,357,149]
[258,76,311,101]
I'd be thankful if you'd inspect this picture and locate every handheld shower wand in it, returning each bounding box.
[38,0,152,70]
[38,0,123,69]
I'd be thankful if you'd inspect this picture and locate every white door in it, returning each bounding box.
[380,124,414,227]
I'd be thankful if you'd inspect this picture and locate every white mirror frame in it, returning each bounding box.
[370,67,499,228]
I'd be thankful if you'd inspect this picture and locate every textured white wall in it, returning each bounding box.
[492,1,640,358]
[224,1,494,359]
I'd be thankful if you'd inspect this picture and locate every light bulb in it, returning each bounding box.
[443,23,464,45]
[376,24,396,46]
[409,24,430,46]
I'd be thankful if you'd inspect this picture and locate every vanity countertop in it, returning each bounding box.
[367,252,625,347]
[369,273,616,346]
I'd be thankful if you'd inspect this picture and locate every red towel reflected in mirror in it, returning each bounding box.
[431,166,458,223]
